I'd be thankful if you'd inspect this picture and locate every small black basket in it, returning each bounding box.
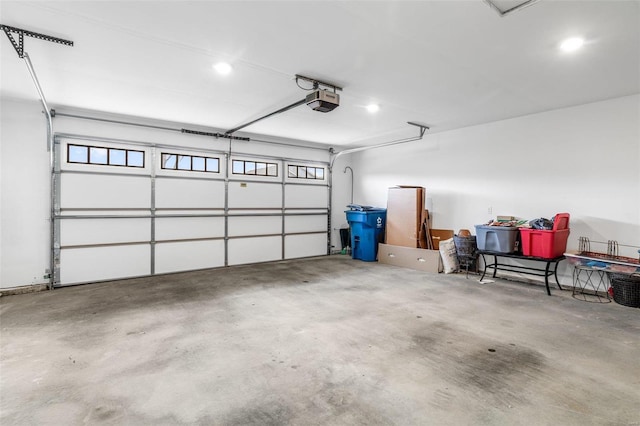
[454,235,478,275]
[454,235,477,257]
[610,274,640,308]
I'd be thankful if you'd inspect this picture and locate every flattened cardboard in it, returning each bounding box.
[421,209,432,229]
[385,186,425,248]
[430,229,454,250]
[378,243,443,273]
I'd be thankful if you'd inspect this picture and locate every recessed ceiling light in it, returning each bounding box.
[559,37,584,52]
[213,62,233,75]
[366,104,380,113]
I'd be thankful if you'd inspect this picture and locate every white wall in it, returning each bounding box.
[3,95,637,288]
[0,98,51,288]
[351,94,640,280]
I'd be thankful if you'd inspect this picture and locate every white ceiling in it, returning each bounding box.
[1,0,638,147]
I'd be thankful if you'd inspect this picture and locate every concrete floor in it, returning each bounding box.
[1,256,638,425]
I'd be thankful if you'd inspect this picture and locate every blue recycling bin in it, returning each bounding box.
[345,208,386,261]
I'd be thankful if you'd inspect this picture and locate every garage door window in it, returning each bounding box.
[161,153,220,173]
[288,165,324,180]
[68,144,145,168]
[232,160,278,177]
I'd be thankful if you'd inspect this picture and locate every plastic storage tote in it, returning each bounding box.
[520,213,570,259]
[345,209,386,261]
[475,225,518,253]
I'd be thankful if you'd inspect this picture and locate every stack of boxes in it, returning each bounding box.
[378,186,443,272]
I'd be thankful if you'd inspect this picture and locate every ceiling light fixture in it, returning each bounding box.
[366,104,380,113]
[559,37,584,52]
[213,62,233,75]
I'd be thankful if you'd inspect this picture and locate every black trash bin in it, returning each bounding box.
[339,228,350,251]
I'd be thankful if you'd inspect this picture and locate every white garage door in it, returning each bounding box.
[55,136,328,286]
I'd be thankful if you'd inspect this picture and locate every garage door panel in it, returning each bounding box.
[57,139,329,285]
[155,217,225,241]
[228,236,281,265]
[60,245,150,284]
[61,173,150,209]
[228,216,282,237]
[61,218,150,246]
[155,240,225,274]
[285,185,327,208]
[155,178,225,209]
[285,215,327,234]
[228,182,281,209]
[285,234,328,259]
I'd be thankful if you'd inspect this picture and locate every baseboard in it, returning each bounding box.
[0,283,49,297]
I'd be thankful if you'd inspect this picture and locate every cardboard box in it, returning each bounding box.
[378,243,443,273]
[385,186,425,248]
[430,229,454,250]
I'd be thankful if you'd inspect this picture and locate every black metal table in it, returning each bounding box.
[477,250,565,296]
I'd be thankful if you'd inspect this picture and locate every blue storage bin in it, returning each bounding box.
[345,209,386,261]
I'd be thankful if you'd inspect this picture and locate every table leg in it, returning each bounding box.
[553,260,563,290]
[491,255,497,278]
[544,261,552,296]
[479,254,487,281]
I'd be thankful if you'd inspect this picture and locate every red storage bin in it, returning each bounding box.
[520,213,570,259]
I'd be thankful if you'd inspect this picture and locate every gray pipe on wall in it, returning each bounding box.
[343,166,354,204]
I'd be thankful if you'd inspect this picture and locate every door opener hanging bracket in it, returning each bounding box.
[407,121,430,138]
[1,24,73,58]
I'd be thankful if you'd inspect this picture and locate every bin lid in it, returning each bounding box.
[346,204,386,212]
[475,224,517,230]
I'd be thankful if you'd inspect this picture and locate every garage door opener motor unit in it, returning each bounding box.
[306,89,340,113]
